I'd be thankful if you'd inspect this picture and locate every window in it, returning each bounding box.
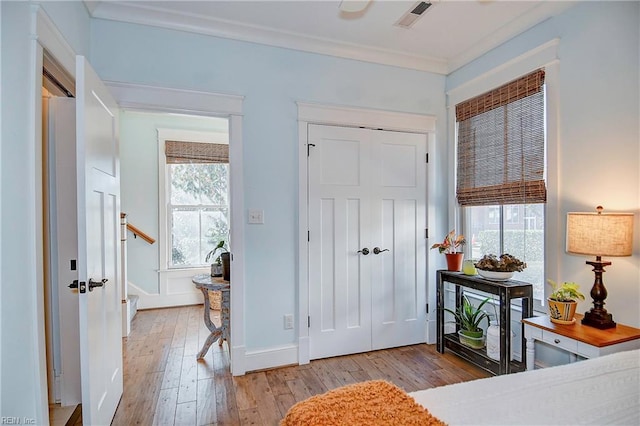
[466,204,545,301]
[457,69,546,302]
[164,139,230,268]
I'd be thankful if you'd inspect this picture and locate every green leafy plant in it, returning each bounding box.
[430,230,466,254]
[548,280,585,302]
[205,240,228,265]
[443,295,490,333]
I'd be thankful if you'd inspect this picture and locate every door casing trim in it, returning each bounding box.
[297,102,436,365]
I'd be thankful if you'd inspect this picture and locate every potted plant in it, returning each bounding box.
[206,240,228,278]
[431,230,466,271]
[547,280,585,324]
[474,253,527,281]
[443,294,490,349]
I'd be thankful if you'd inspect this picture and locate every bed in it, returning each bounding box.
[282,349,639,425]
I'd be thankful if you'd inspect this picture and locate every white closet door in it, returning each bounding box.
[308,124,427,359]
[370,130,427,350]
[308,125,373,359]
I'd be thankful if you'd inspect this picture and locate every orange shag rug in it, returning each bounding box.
[280,380,445,426]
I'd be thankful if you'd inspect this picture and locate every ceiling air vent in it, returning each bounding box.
[395,1,433,29]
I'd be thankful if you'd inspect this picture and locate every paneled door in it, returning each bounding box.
[75,56,123,425]
[308,124,427,359]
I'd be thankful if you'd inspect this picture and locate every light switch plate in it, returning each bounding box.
[248,209,264,224]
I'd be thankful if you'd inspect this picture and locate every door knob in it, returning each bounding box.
[357,248,370,255]
[88,278,108,291]
[373,247,390,255]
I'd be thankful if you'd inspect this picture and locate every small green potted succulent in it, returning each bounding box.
[443,294,490,349]
[547,280,585,324]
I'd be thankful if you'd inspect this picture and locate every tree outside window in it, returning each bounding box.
[168,162,229,268]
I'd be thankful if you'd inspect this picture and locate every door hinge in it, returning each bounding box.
[425,228,428,239]
[308,316,310,328]
[307,143,316,156]
[308,231,310,242]
[426,303,429,314]
[426,153,429,163]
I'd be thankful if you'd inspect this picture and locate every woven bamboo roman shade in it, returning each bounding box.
[456,69,546,206]
[165,141,229,164]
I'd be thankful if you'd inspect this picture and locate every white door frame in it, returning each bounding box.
[106,82,246,376]
[30,16,247,426]
[30,6,78,423]
[297,102,437,365]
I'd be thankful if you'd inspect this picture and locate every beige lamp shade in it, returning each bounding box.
[566,212,634,257]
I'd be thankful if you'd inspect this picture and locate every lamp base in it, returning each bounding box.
[581,258,617,330]
[581,310,616,329]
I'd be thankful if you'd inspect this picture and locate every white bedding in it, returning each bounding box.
[410,349,640,425]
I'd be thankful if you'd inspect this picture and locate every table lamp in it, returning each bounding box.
[566,206,634,329]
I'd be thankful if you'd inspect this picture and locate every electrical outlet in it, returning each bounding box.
[284,314,294,329]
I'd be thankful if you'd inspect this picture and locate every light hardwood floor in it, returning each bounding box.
[112,305,490,425]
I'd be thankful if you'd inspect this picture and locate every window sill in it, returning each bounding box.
[158,267,208,274]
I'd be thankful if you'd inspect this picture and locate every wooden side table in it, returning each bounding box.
[522,313,640,370]
[192,274,230,359]
[437,270,533,375]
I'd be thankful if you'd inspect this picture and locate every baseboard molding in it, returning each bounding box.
[231,345,246,377]
[243,344,299,374]
[426,319,437,345]
[128,281,202,310]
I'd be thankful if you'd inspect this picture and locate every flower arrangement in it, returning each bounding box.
[474,253,527,272]
[548,280,585,302]
[430,230,466,254]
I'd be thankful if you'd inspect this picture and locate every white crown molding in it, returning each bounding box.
[447,1,575,74]
[90,1,448,74]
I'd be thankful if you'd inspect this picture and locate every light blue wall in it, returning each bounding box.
[447,1,640,328]
[0,1,91,420]
[91,19,447,349]
[120,110,228,293]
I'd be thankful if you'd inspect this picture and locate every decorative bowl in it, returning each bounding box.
[477,269,514,281]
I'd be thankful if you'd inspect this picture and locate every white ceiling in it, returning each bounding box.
[86,0,577,74]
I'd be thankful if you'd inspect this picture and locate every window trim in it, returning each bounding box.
[158,128,229,271]
[447,39,560,313]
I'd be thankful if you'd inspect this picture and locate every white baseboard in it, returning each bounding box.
[242,344,299,374]
[426,319,437,344]
[128,281,202,310]
[122,299,130,337]
[231,345,246,376]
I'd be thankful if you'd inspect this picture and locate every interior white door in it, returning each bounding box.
[369,130,427,350]
[308,125,373,359]
[308,125,427,360]
[75,55,123,425]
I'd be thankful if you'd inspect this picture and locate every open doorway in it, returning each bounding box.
[42,52,82,426]
[42,50,124,425]
[119,110,231,310]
